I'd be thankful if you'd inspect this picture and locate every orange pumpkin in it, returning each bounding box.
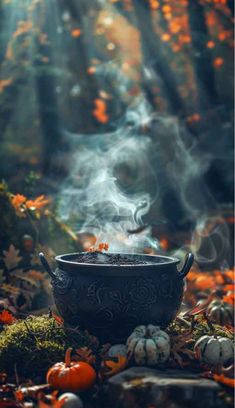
[46,348,96,392]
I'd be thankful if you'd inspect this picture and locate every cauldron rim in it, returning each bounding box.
[55,252,180,268]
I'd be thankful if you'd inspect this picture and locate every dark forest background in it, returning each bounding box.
[0,0,234,248]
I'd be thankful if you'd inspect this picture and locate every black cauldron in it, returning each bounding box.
[40,252,194,342]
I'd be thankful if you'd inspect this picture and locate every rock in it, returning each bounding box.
[58,393,83,408]
[100,367,225,408]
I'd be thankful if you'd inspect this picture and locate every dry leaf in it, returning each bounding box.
[25,195,50,210]
[93,99,109,124]
[12,271,41,288]
[213,373,235,388]
[3,245,22,270]
[170,332,194,367]
[1,283,20,295]
[74,347,96,365]
[38,391,59,408]
[0,310,16,325]
[51,312,64,325]
[98,242,109,251]
[103,355,127,376]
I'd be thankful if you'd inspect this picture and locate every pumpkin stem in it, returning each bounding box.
[65,347,72,367]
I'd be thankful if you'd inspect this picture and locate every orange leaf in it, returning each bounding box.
[52,312,64,325]
[93,99,109,123]
[223,293,235,305]
[223,284,235,292]
[14,390,24,402]
[0,310,16,325]
[25,195,50,210]
[11,194,26,209]
[103,355,127,376]
[213,374,235,388]
[98,242,109,252]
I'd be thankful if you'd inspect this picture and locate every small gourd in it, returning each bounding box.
[58,393,83,408]
[207,300,234,326]
[194,335,234,366]
[108,344,127,358]
[47,348,96,392]
[127,324,170,366]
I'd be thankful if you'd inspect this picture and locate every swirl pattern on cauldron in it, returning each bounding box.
[51,267,187,341]
[128,278,157,308]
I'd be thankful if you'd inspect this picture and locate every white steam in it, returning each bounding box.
[58,99,231,265]
[58,99,158,252]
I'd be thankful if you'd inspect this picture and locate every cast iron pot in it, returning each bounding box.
[39,252,194,342]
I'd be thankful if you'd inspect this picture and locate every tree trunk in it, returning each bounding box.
[188,0,218,111]
[61,0,99,133]
[132,0,185,116]
[34,3,66,179]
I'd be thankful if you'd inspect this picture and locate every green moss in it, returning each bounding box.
[167,315,234,345]
[0,315,92,378]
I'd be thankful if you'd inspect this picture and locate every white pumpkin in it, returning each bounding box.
[58,393,83,408]
[108,344,128,358]
[127,324,170,366]
[207,300,234,326]
[194,335,234,366]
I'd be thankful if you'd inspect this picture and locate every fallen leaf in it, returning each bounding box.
[25,195,50,210]
[3,245,22,270]
[0,310,16,325]
[213,373,235,388]
[51,312,64,325]
[103,355,127,376]
[98,242,109,252]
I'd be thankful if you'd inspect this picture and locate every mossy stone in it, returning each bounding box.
[0,315,92,378]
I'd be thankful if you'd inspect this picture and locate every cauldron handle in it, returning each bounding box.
[39,252,56,279]
[178,252,194,279]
